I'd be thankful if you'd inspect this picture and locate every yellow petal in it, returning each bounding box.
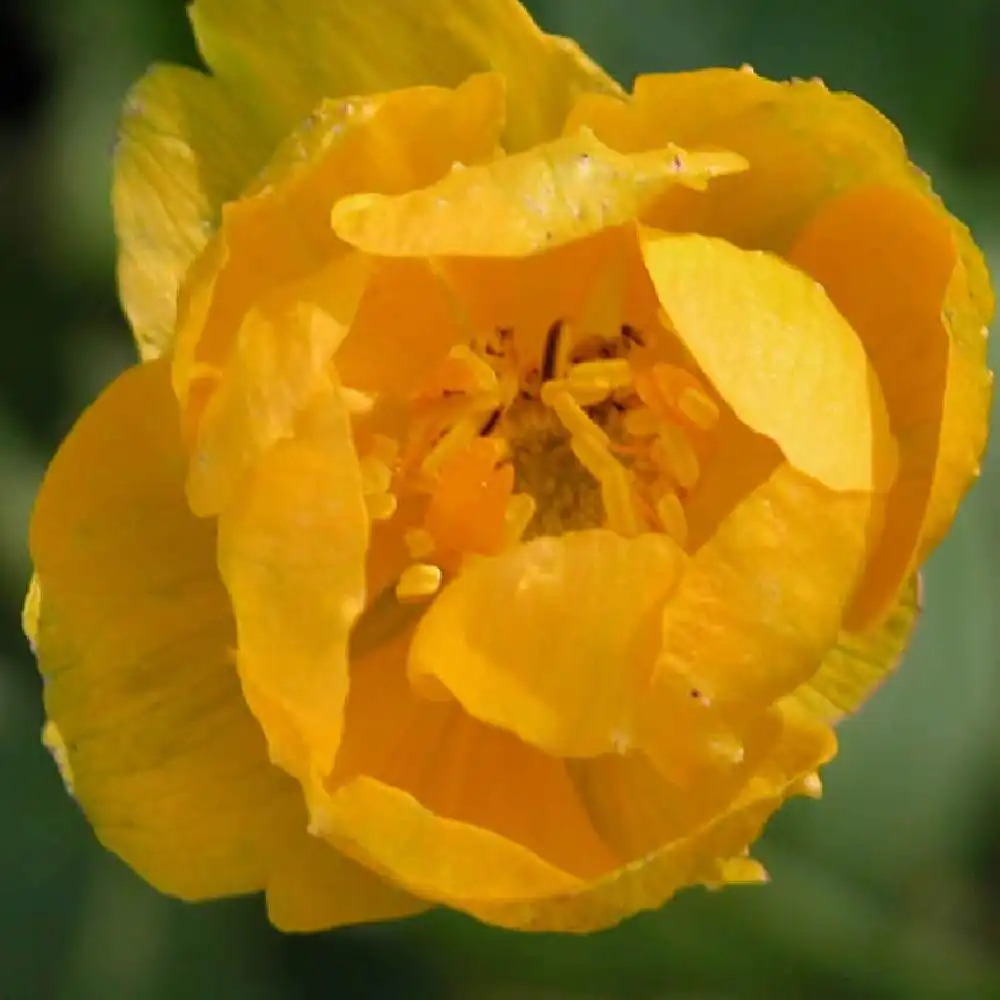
[27,361,409,925]
[217,374,369,786]
[642,232,894,493]
[189,0,622,152]
[331,129,745,258]
[789,184,992,624]
[307,630,616,901]
[566,69,918,252]
[266,826,428,931]
[187,275,367,517]
[791,575,921,722]
[172,74,507,417]
[470,699,834,931]
[311,776,583,904]
[649,462,871,715]
[409,530,683,758]
[114,66,269,359]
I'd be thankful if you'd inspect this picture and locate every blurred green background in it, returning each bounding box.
[2,1,999,997]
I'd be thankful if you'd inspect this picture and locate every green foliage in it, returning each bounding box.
[1,1,998,997]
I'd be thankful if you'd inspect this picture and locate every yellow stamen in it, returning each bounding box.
[677,386,720,430]
[656,492,688,547]
[396,563,443,601]
[541,383,611,447]
[404,527,436,560]
[449,344,499,391]
[567,357,633,393]
[359,455,393,495]
[503,492,537,545]
[421,415,480,476]
[655,423,700,490]
[570,435,640,537]
[365,492,397,521]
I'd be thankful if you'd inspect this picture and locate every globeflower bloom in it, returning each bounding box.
[27,0,992,932]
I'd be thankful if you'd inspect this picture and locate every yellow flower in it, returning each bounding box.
[26,0,992,933]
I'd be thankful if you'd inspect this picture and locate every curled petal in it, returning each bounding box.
[331,130,745,258]
[789,184,992,624]
[642,232,895,493]
[217,376,369,786]
[409,530,683,758]
[29,360,414,926]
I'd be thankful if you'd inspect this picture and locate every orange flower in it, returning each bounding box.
[26,0,992,932]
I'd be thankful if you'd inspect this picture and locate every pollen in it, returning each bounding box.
[396,563,443,601]
[387,315,718,557]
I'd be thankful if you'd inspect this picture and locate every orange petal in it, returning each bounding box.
[409,530,683,757]
[470,699,834,931]
[567,69,917,252]
[307,630,617,901]
[217,374,369,786]
[28,360,416,926]
[642,232,895,493]
[788,184,992,625]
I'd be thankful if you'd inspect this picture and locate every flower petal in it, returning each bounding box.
[642,232,894,493]
[791,575,921,722]
[28,360,415,925]
[114,66,269,359]
[331,130,745,258]
[173,73,507,418]
[409,530,683,758]
[266,827,428,932]
[788,184,992,624]
[189,0,622,151]
[306,630,617,904]
[649,462,872,715]
[217,374,368,786]
[470,699,835,931]
[566,69,918,252]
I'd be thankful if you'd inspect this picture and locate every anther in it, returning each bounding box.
[404,528,436,559]
[396,563,443,601]
[503,493,537,545]
[677,386,720,431]
[365,492,398,521]
[655,423,700,490]
[656,492,688,547]
[541,320,564,382]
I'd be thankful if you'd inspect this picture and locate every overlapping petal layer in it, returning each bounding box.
[28,360,420,927]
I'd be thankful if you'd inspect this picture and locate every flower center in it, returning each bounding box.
[356,317,719,602]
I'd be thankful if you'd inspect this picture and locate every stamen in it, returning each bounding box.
[404,528,436,559]
[449,344,499,392]
[503,492,537,545]
[396,563,443,601]
[656,492,688,547]
[570,434,641,537]
[566,357,633,393]
[541,320,564,382]
[365,492,398,521]
[421,415,480,476]
[359,455,393,495]
[655,423,700,490]
[541,383,611,447]
[677,386,720,431]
